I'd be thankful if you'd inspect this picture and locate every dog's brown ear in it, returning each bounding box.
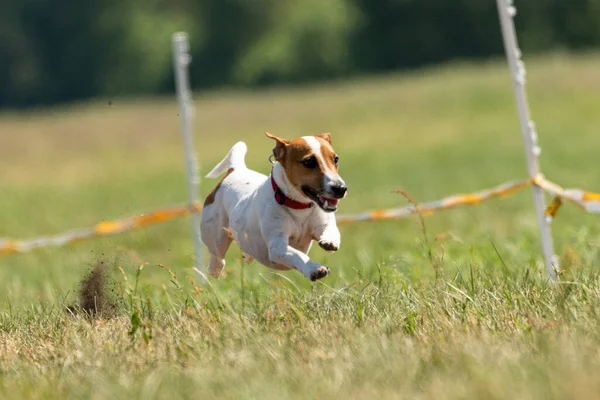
[315,133,332,144]
[265,132,289,161]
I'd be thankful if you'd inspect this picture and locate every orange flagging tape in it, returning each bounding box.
[1,177,598,255]
[336,178,533,225]
[535,175,600,221]
[0,203,202,255]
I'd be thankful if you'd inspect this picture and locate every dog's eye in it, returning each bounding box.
[302,156,318,169]
[333,156,339,166]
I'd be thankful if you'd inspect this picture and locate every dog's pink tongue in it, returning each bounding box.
[320,196,339,207]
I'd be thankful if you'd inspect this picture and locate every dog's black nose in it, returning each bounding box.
[330,183,347,197]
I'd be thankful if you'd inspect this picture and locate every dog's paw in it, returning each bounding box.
[310,266,330,281]
[318,240,339,253]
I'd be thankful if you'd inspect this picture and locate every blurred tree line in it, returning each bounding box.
[1,0,599,108]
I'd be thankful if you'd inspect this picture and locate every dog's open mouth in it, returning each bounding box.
[302,187,340,212]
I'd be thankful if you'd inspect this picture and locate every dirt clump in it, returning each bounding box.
[67,260,121,317]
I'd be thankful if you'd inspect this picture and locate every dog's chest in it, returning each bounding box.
[287,217,314,249]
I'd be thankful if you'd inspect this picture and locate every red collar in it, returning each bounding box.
[271,174,313,210]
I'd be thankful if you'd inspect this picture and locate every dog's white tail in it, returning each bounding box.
[205,142,248,178]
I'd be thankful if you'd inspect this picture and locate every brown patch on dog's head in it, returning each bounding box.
[313,133,337,172]
[314,132,331,144]
[265,132,345,212]
[265,132,289,161]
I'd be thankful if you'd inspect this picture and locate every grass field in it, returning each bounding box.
[1,53,600,399]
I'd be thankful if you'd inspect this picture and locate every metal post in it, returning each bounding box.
[495,0,558,280]
[172,32,207,281]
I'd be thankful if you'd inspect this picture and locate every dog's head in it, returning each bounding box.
[266,132,347,212]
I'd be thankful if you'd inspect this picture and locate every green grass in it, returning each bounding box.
[1,53,600,398]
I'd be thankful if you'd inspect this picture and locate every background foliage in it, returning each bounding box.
[2,0,600,108]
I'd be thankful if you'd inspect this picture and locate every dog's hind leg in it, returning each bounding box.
[202,219,233,278]
[201,201,233,278]
[207,229,232,278]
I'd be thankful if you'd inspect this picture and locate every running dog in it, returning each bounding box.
[200,132,347,281]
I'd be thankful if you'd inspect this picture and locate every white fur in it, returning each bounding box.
[200,140,341,280]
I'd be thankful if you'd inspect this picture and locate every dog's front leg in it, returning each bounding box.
[267,236,329,281]
[313,216,341,253]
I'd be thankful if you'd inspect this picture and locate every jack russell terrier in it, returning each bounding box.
[200,132,347,281]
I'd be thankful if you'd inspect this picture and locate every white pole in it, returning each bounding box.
[172,32,207,281]
[495,0,558,280]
